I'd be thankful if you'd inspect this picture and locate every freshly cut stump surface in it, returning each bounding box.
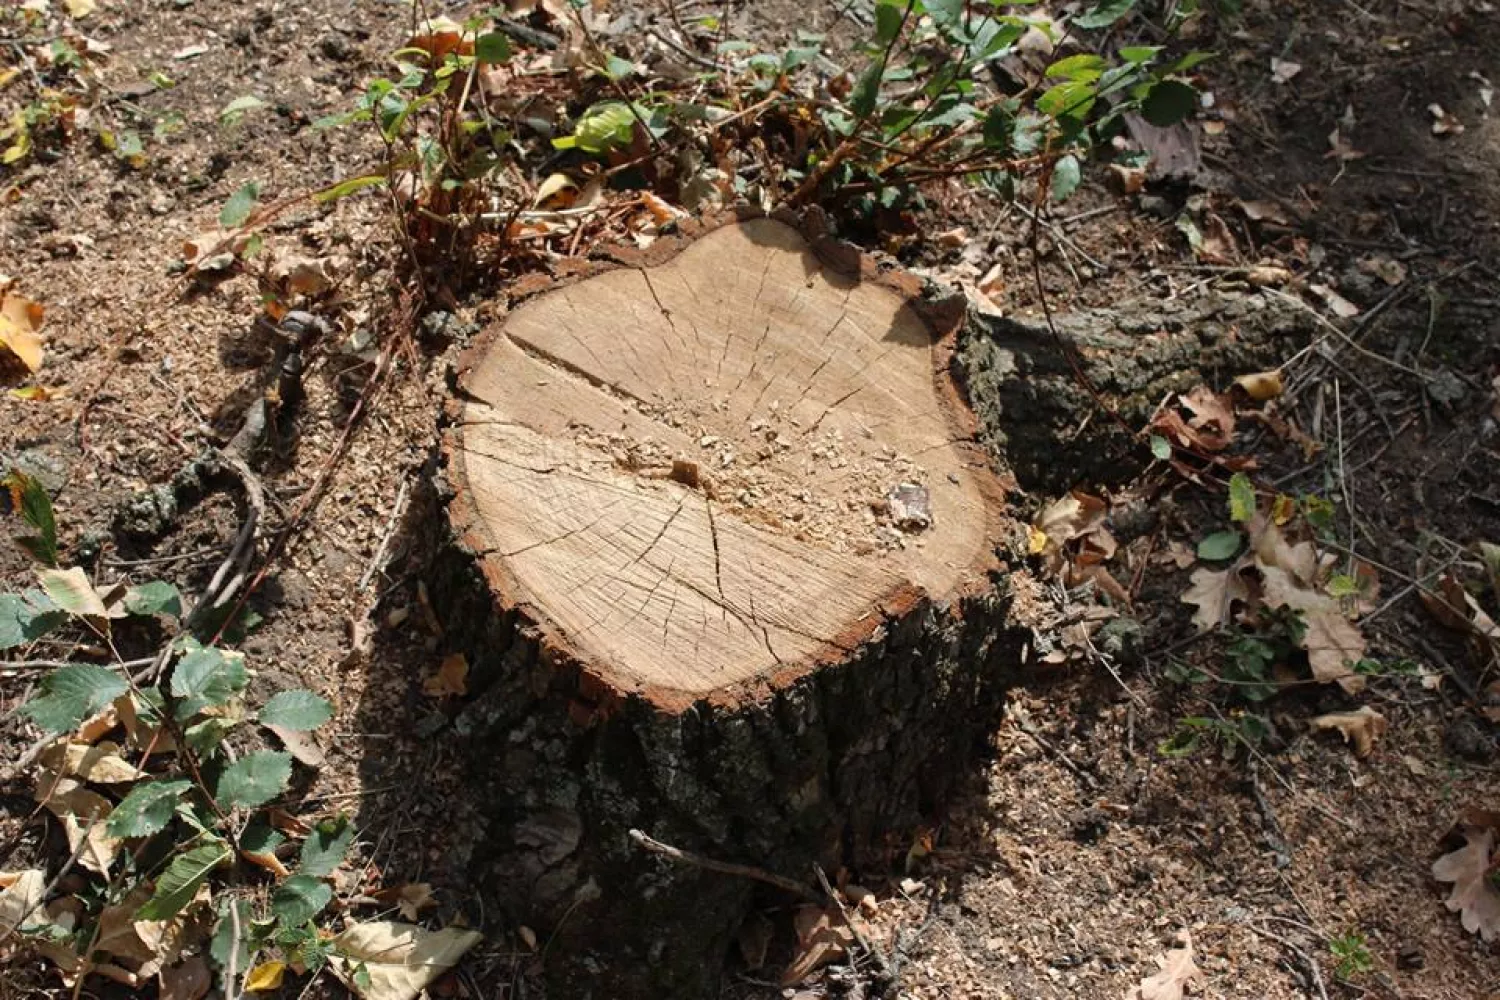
[457,217,999,700]
[438,214,1021,998]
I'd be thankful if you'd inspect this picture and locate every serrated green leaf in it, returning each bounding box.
[138,840,231,920]
[21,664,127,734]
[219,181,261,228]
[184,717,234,756]
[1141,79,1197,127]
[1050,154,1082,202]
[171,647,248,719]
[474,32,510,64]
[0,592,65,651]
[259,690,333,732]
[299,815,354,877]
[1228,472,1256,523]
[124,580,182,618]
[38,566,108,618]
[106,780,192,838]
[217,751,292,810]
[924,0,965,30]
[272,874,332,926]
[1074,0,1136,29]
[1150,434,1172,460]
[570,101,637,154]
[1197,530,1243,561]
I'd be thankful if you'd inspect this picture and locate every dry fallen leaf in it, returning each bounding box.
[1181,566,1248,632]
[39,777,122,875]
[1309,282,1361,319]
[423,653,469,697]
[39,740,145,785]
[372,882,437,922]
[408,17,473,63]
[1309,706,1387,756]
[329,921,483,1000]
[1259,565,1367,694]
[1433,825,1500,941]
[245,960,286,993]
[1269,57,1302,84]
[782,905,855,985]
[0,289,45,379]
[159,956,212,1000]
[0,869,45,936]
[1132,931,1205,1000]
[1358,255,1407,286]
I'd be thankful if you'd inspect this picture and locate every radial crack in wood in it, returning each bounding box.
[455,217,1000,699]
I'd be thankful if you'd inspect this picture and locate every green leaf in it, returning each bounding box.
[272,874,332,926]
[298,816,354,877]
[211,899,254,973]
[1169,51,1216,73]
[216,751,292,810]
[474,32,511,64]
[21,664,127,734]
[38,566,108,618]
[569,101,638,154]
[171,647,248,719]
[106,780,192,838]
[1045,53,1107,81]
[600,53,634,80]
[924,0,966,31]
[0,592,64,651]
[1074,0,1136,29]
[850,61,884,120]
[240,822,286,857]
[1150,434,1172,460]
[184,717,234,756]
[220,95,269,125]
[259,690,333,732]
[1228,472,1256,523]
[219,181,261,228]
[3,470,57,565]
[124,580,182,619]
[1119,45,1162,65]
[1141,79,1197,127]
[1037,79,1096,120]
[1197,530,1243,561]
[1050,154,1082,202]
[873,0,906,46]
[138,840,231,920]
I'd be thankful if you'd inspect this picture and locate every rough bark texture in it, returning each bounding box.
[430,210,1029,998]
[958,291,1318,494]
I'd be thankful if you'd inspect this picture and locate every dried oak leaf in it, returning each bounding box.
[1258,565,1367,694]
[422,653,468,698]
[1433,825,1500,941]
[1309,706,1387,756]
[1132,931,1205,1000]
[1181,566,1249,632]
[1179,386,1236,451]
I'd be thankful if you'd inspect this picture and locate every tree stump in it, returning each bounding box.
[433,213,1025,996]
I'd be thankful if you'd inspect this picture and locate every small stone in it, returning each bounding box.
[319,32,354,62]
[887,482,932,532]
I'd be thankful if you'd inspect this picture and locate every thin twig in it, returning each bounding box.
[628,828,820,901]
[0,814,102,947]
[359,477,412,592]
[1244,922,1330,1000]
